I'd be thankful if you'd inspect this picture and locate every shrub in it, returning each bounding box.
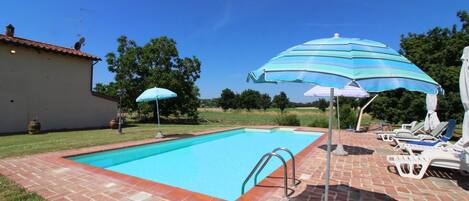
[338,104,357,129]
[307,104,357,129]
[308,116,329,128]
[274,114,300,126]
[316,99,329,112]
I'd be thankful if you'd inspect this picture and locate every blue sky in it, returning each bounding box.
[1,0,468,102]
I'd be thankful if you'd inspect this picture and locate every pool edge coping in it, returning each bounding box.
[52,126,327,201]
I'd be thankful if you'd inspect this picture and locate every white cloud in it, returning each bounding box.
[189,0,232,38]
[211,0,232,31]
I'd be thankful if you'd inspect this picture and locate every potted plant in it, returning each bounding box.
[109,117,118,129]
[27,119,41,134]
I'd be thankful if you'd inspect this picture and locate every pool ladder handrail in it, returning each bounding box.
[254,148,301,186]
[241,147,300,198]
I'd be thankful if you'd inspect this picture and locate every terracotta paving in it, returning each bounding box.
[1,127,469,201]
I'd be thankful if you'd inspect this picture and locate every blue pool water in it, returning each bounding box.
[69,128,321,200]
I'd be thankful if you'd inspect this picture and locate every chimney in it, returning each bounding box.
[5,24,14,37]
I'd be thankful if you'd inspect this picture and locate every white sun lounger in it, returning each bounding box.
[400,121,418,131]
[376,121,421,135]
[387,148,469,179]
[377,121,425,141]
[383,121,418,133]
[403,138,467,155]
[392,121,448,145]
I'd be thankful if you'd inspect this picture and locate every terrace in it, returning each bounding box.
[1,127,467,201]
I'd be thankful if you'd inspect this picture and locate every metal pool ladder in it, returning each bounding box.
[241,147,300,198]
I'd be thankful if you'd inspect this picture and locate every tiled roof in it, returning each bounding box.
[0,34,100,60]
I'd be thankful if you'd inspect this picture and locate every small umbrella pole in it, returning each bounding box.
[155,98,164,138]
[333,96,348,156]
[337,97,340,136]
[156,98,160,126]
[324,88,334,201]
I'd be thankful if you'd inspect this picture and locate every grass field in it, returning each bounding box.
[0,124,229,159]
[199,107,376,128]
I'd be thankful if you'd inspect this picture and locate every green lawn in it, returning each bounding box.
[0,176,44,201]
[0,124,228,159]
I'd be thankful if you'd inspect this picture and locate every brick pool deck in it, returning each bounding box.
[1,127,469,201]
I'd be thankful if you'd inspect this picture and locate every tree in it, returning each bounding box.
[218,88,237,111]
[239,89,261,111]
[260,93,272,111]
[338,97,361,109]
[368,11,469,123]
[106,36,201,120]
[94,82,119,97]
[316,98,329,112]
[273,92,289,112]
[290,102,314,107]
[105,36,144,113]
[232,94,242,109]
[200,98,219,108]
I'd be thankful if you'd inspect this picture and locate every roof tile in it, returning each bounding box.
[0,34,100,60]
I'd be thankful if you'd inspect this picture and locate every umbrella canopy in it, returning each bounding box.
[247,34,442,200]
[248,33,442,94]
[460,46,469,143]
[424,94,440,131]
[304,85,369,98]
[136,87,177,130]
[136,87,177,103]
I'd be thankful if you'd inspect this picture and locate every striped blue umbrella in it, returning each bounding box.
[248,33,442,94]
[247,34,442,200]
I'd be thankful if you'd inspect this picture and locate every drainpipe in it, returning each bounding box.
[90,60,100,92]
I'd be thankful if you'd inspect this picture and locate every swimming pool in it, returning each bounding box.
[69,128,322,200]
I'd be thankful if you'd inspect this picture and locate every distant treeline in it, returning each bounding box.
[202,88,365,128]
[202,88,366,113]
[213,88,290,112]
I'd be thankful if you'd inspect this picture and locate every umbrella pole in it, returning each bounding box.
[155,99,163,138]
[324,88,334,201]
[333,96,348,156]
[156,99,160,126]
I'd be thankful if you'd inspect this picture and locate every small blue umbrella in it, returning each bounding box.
[248,33,442,200]
[136,87,177,127]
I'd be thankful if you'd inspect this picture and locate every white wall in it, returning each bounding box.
[0,43,117,133]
